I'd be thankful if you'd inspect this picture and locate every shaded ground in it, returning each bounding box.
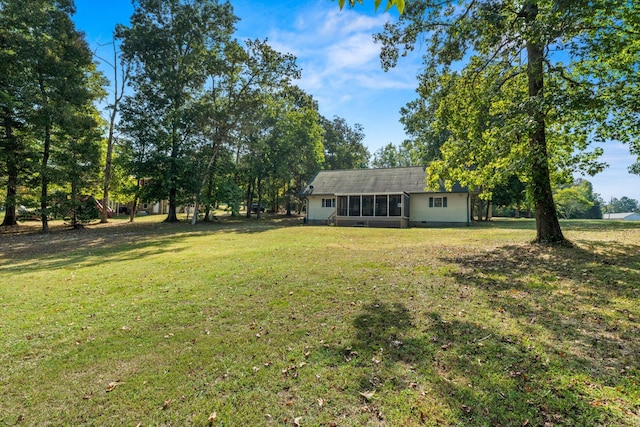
[0,213,304,261]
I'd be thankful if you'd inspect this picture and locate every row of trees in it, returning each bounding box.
[0,0,371,231]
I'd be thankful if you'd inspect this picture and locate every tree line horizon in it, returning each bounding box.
[2,0,639,243]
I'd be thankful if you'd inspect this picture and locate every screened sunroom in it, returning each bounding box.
[335,193,410,228]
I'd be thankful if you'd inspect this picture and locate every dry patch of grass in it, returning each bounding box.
[0,217,639,425]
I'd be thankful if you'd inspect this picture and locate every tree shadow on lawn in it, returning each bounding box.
[330,239,640,425]
[433,241,640,424]
[0,216,302,273]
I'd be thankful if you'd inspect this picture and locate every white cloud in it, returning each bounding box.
[265,4,420,105]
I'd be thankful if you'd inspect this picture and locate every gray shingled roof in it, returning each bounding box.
[301,167,467,196]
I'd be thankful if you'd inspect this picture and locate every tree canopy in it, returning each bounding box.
[1,0,105,232]
[374,0,639,243]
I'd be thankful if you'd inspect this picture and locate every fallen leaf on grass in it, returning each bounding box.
[359,390,375,401]
[162,399,172,410]
[106,381,123,392]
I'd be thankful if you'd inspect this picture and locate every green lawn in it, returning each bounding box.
[1,216,639,426]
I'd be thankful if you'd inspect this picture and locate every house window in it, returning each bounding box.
[389,194,402,216]
[349,195,361,216]
[362,195,374,216]
[375,195,388,216]
[429,196,448,208]
[322,198,335,208]
[337,196,348,216]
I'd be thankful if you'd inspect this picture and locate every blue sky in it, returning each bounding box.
[72,0,640,204]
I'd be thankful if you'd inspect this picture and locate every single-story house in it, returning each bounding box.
[603,212,640,221]
[300,166,472,228]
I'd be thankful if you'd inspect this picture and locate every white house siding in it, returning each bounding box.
[307,196,335,224]
[410,192,469,225]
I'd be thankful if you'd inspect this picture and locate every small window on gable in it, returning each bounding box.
[429,196,448,208]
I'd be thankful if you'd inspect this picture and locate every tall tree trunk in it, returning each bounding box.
[100,40,127,223]
[485,200,492,222]
[165,128,179,223]
[203,174,213,221]
[285,182,292,216]
[191,136,220,225]
[38,77,50,234]
[525,1,565,243]
[100,132,114,224]
[245,178,253,218]
[256,177,263,220]
[71,180,78,229]
[1,108,18,226]
[166,186,179,222]
[40,126,50,234]
[129,197,138,223]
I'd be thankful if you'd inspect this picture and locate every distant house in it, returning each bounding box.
[300,166,472,228]
[603,212,640,221]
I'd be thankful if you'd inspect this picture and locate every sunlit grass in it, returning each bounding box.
[1,216,639,425]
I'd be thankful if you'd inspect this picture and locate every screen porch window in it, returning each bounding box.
[389,194,402,216]
[375,195,388,216]
[362,195,374,216]
[337,196,348,216]
[349,195,361,216]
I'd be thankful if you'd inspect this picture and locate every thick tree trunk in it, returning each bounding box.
[525,1,565,244]
[485,200,492,222]
[165,128,179,223]
[165,186,179,222]
[129,197,138,223]
[2,173,18,226]
[1,109,18,226]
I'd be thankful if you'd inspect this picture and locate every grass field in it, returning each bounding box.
[1,215,639,426]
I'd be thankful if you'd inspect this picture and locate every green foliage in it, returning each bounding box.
[605,196,639,214]
[118,0,238,222]
[378,1,636,243]
[492,175,529,217]
[371,142,415,168]
[0,0,105,230]
[338,0,405,14]
[321,115,370,170]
